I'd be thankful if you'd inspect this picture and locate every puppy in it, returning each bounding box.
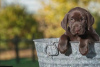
[58,7,99,55]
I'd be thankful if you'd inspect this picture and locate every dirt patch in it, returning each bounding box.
[0,49,37,60]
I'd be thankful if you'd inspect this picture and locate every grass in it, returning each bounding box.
[0,58,39,67]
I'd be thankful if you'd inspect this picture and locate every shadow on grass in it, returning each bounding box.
[0,58,39,67]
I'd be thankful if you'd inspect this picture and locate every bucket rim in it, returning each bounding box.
[33,38,59,43]
[33,38,100,43]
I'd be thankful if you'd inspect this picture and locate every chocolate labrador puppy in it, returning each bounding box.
[58,7,99,55]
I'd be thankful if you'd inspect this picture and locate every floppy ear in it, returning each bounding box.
[86,11,94,30]
[61,13,69,30]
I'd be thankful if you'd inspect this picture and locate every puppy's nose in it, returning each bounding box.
[75,27,80,32]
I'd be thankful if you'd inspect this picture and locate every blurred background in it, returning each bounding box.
[0,0,100,67]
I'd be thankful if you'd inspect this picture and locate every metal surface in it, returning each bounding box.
[33,38,100,67]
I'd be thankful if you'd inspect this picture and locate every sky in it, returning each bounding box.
[2,0,100,15]
[2,0,48,13]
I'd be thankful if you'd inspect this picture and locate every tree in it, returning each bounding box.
[0,5,43,40]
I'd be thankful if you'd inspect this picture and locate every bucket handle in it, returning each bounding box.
[45,42,59,56]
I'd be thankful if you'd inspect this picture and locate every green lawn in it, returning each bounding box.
[0,58,39,67]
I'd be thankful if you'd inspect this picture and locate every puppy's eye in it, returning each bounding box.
[81,18,84,21]
[70,18,74,21]
[81,18,83,20]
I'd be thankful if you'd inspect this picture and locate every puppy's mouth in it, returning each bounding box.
[75,31,84,35]
[70,28,85,35]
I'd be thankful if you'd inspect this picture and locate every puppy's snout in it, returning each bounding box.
[75,27,80,32]
[74,24,81,32]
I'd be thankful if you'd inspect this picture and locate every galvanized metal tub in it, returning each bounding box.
[33,38,100,67]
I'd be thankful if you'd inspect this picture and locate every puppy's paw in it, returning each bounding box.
[79,39,89,55]
[58,34,69,54]
[79,45,88,55]
[58,40,68,54]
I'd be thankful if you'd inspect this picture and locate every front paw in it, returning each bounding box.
[58,40,68,54]
[58,34,69,54]
[79,44,88,55]
[79,40,90,55]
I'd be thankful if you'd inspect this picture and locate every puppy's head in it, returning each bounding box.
[61,7,94,35]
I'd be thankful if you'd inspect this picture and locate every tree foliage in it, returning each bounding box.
[0,5,43,40]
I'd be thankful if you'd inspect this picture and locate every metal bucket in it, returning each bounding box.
[33,38,100,67]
